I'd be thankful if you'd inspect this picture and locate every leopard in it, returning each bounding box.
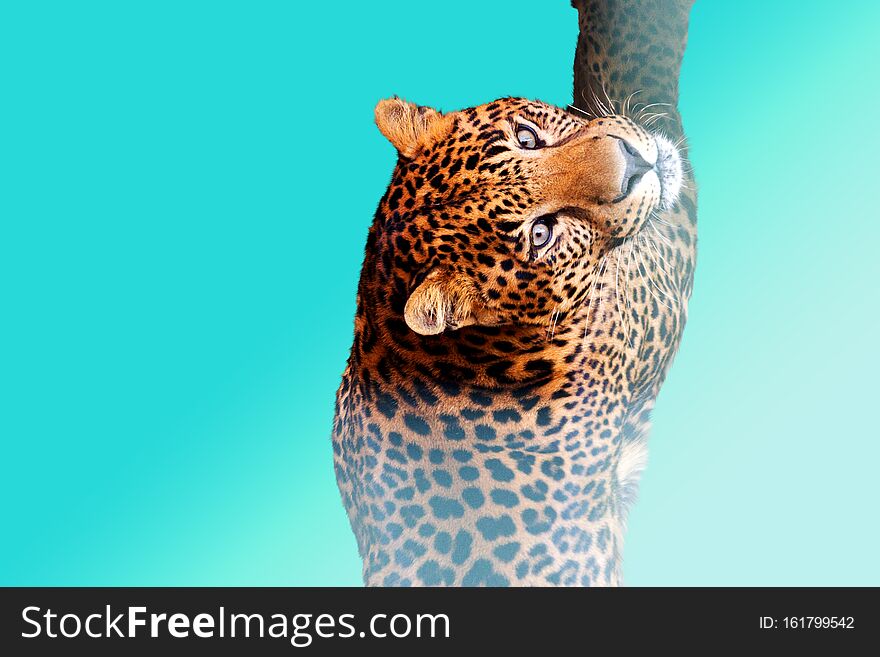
[331,91,697,586]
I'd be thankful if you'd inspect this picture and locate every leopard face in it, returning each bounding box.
[370,97,682,337]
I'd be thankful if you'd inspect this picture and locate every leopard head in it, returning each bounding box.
[370,97,683,336]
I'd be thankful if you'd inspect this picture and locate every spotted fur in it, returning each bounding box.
[333,2,697,587]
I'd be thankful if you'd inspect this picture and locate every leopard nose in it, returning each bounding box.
[617,138,653,198]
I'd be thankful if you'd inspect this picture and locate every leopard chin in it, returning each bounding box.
[653,133,684,210]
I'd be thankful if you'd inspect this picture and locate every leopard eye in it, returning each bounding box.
[531,220,552,248]
[516,125,539,149]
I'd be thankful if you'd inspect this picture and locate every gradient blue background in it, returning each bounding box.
[2,1,878,586]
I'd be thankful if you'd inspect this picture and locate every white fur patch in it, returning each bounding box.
[653,134,683,210]
[616,438,650,514]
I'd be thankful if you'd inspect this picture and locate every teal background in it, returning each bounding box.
[2,1,878,586]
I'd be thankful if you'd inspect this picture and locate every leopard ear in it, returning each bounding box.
[404,270,497,335]
[375,98,451,158]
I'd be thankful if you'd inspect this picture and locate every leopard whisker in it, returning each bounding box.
[583,83,615,119]
[614,246,632,349]
[649,219,675,248]
[638,234,678,299]
[637,101,673,113]
[641,233,683,302]
[638,243,679,312]
[567,103,595,119]
[546,306,562,341]
[584,253,610,343]
[651,215,677,229]
[621,90,644,120]
[623,237,640,347]
[636,102,673,123]
[580,88,603,118]
[641,112,669,128]
[633,241,674,312]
